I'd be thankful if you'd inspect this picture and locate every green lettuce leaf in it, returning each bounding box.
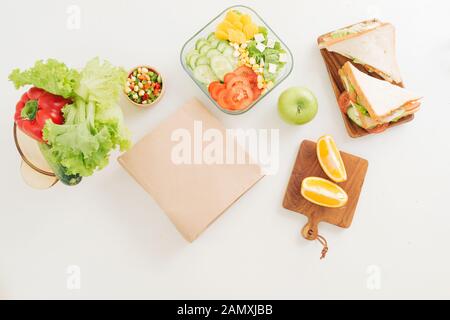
[75,57,127,109]
[8,59,79,98]
[42,58,131,177]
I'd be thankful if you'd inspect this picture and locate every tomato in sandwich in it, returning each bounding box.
[367,123,389,134]
[338,92,352,113]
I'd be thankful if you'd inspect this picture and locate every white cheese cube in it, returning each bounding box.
[256,43,266,53]
[279,53,288,63]
[268,63,277,74]
[266,38,275,48]
[254,33,265,43]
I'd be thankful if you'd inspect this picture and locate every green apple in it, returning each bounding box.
[278,87,318,125]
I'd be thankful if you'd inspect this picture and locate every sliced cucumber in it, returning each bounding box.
[209,39,220,48]
[196,56,209,66]
[217,41,230,53]
[228,56,238,68]
[206,49,221,59]
[186,50,198,64]
[210,55,233,82]
[193,65,218,84]
[207,33,216,42]
[199,45,212,55]
[195,39,208,50]
[222,46,234,58]
[347,105,377,129]
[347,106,363,128]
[188,53,200,69]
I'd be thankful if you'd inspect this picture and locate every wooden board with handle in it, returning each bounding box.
[318,23,414,138]
[283,140,368,242]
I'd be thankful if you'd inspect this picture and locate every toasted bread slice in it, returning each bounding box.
[319,20,402,84]
[341,62,421,121]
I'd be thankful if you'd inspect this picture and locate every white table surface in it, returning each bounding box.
[1,0,449,300]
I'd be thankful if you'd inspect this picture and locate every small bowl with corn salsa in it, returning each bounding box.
[125,66,164,107]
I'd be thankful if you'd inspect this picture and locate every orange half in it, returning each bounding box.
[317,135,347,183]
[301,177,348,208]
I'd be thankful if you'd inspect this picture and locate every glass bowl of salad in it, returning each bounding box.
[180,5,293,115]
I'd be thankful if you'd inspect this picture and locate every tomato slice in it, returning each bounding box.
[208,81,220,94]
[338,92,352,113]
[217,88,231,110]
[224,72,236,84]
[208,81,225,101]
[226,85,254,110]
[234,66,258,84]
[226,75,251,90]
[367,123,389,134]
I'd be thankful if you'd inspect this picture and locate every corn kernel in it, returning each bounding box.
[125,87,131,94]
[138,90,145,96]
[134,86,139,92]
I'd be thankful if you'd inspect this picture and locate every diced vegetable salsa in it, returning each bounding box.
[185,9,288,112]
[125,67,163,105]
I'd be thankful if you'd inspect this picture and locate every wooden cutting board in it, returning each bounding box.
[283,140,368,242]
[318,26,414,138]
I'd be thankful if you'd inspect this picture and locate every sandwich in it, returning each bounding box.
[319,20,402,84]
[338,62,422,132]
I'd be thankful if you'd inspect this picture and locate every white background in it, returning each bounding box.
[0,0,449,300]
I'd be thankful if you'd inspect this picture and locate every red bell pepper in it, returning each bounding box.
[14,87,70,142]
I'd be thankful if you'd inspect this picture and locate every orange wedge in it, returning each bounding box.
[317,135,347,183]
[301,177,348,208]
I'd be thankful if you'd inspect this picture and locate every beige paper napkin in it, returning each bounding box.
[118,98,264,242]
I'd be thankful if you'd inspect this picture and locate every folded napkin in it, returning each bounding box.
[118,99,263,242]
